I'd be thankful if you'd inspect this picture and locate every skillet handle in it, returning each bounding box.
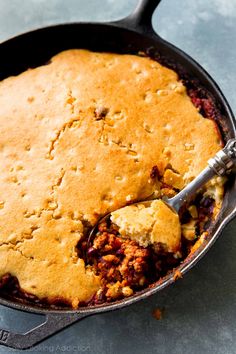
[0,312,88,350]
[115,0,162,34]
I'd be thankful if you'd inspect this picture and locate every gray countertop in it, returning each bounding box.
[0,0,236,353]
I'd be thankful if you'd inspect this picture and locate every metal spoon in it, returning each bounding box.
[87,139,236,249]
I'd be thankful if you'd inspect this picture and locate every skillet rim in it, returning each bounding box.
[0,21,235,315]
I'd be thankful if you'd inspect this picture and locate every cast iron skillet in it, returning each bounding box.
[0,0,235,349]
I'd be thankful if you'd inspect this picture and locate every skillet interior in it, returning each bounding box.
[0,23,236,315]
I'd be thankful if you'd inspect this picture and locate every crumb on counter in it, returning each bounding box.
[152,307,165,320]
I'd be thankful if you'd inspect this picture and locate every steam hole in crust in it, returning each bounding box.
[94,106,109,120]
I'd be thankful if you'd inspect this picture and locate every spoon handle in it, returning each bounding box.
[167,138,236,212]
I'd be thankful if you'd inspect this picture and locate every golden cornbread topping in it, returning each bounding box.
[111,200,181,253]
[0,49,223,308]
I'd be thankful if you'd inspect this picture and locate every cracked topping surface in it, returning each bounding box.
[0,49,221,307]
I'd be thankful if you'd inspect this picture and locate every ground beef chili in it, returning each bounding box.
[80,194,216,306]
[80,220,180,305]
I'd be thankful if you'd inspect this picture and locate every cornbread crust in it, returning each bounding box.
[111,200,181,252]
[0,49,221,307]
